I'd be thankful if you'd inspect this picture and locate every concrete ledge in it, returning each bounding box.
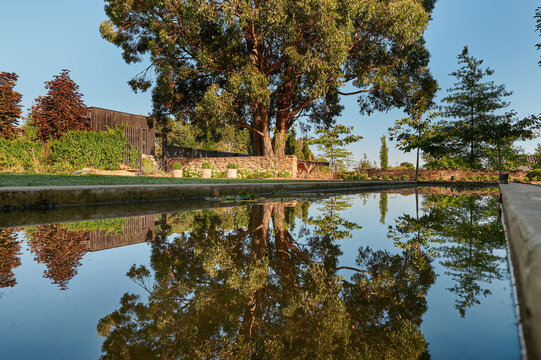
[500,183,541,359]
[0,181,417,212]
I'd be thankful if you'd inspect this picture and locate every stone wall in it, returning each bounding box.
[167,155,298,178]
[364,169,527,180]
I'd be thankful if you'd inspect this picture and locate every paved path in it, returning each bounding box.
[500,183,541,359]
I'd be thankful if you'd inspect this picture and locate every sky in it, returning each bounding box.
[1,0,540,167]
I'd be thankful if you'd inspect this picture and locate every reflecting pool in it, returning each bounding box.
[0,188,520,359]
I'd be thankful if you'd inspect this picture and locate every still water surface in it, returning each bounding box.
[0,188,520,359]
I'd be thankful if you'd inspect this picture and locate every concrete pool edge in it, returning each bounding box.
[500,183,541,360]
[0,181,420,212]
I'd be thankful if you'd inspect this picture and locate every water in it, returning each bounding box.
[0,188,520,359]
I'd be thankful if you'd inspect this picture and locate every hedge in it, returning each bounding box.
[0,139,44,172]
[48,128,139,172]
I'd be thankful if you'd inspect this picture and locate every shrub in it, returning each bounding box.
[172,162,183,170]
[227,163,238,169]
[439,176,444,181]
[392,176,399,181]
[397,162,415,170]
[469,175,475,181]
[371,176,378,180]
[527,169,541,179]
[402,175,409,180]
[48,128,137,172]
[382,175,389,181]
[183,167,201,178]
[422,175,428,180]
[212,170,226,178]
[0,139,44,172]
[483,174,490,181]
[277,170,291,178]
[492,175,498,181]
[201,162,212,169]
[142,158,166,175]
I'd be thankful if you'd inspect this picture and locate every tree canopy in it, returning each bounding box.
[30,70,89,141]
[431,47,539,170]
[0,72,23,139]
[101,0,436,155]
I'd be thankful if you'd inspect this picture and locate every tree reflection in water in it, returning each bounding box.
[0,228,21,288]
[388,192,506,317]
[27,225,89,290]
[97,198,435,359]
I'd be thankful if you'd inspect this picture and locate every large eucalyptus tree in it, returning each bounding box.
[101,0,436,155]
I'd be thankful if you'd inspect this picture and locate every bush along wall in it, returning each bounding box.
[0,139,44,172]
[48,128,139,172]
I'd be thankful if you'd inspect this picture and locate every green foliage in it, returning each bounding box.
[102,0,434,155]
[172,162,182,170]
[402,175,410,181]
[182,167,202,178]
[226,163,238,169]
[48,128,137,172]
[524,177,530,182]
[285,127,297,156]
[0,139,44,172]
[142,158,165,175]
[383,175,389,181]
[277,170,291,178]
[527,169,541,179]
[380,136,388,170]
[201,162,212,169]
[61,218,126,235]
[435,47,540,172]
[422,175,428,180]
[393,176,399,181]
[398,162,415,170]
[310,125,362,175]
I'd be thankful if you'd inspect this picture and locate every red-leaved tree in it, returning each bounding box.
[0,228,22,288]
[0,72,23,139]
[28,224,89,290]
[31,69,89,141]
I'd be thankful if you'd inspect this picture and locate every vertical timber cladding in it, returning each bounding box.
[88,107,155,167]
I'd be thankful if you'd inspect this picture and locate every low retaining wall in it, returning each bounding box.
[167,155,298,178]
[365,169,527,180]
[0,181,415,212]
[500,183,541,359]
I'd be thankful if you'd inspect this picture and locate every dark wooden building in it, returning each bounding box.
[87,107,156,157]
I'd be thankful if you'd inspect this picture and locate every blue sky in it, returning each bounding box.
[1,0,540,166]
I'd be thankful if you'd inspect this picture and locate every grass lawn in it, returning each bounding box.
[0,173,309,187]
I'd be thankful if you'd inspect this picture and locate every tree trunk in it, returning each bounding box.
[273,128,287,156]
[497,143,502,175]
[252,104,273,156]
[416,147,420,182]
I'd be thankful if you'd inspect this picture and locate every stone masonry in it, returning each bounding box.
[167,155,298,178]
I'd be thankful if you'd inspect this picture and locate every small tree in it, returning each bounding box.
[389,99,437,181]
[0,72,23,139]
[285,127,297,156]
[441,47,512,170]
[310,125,362,177]
[380,136,389,170]
[31,69,89,141]
[481,113,540,174]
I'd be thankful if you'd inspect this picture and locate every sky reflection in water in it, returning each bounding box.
[0,188,520,359]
